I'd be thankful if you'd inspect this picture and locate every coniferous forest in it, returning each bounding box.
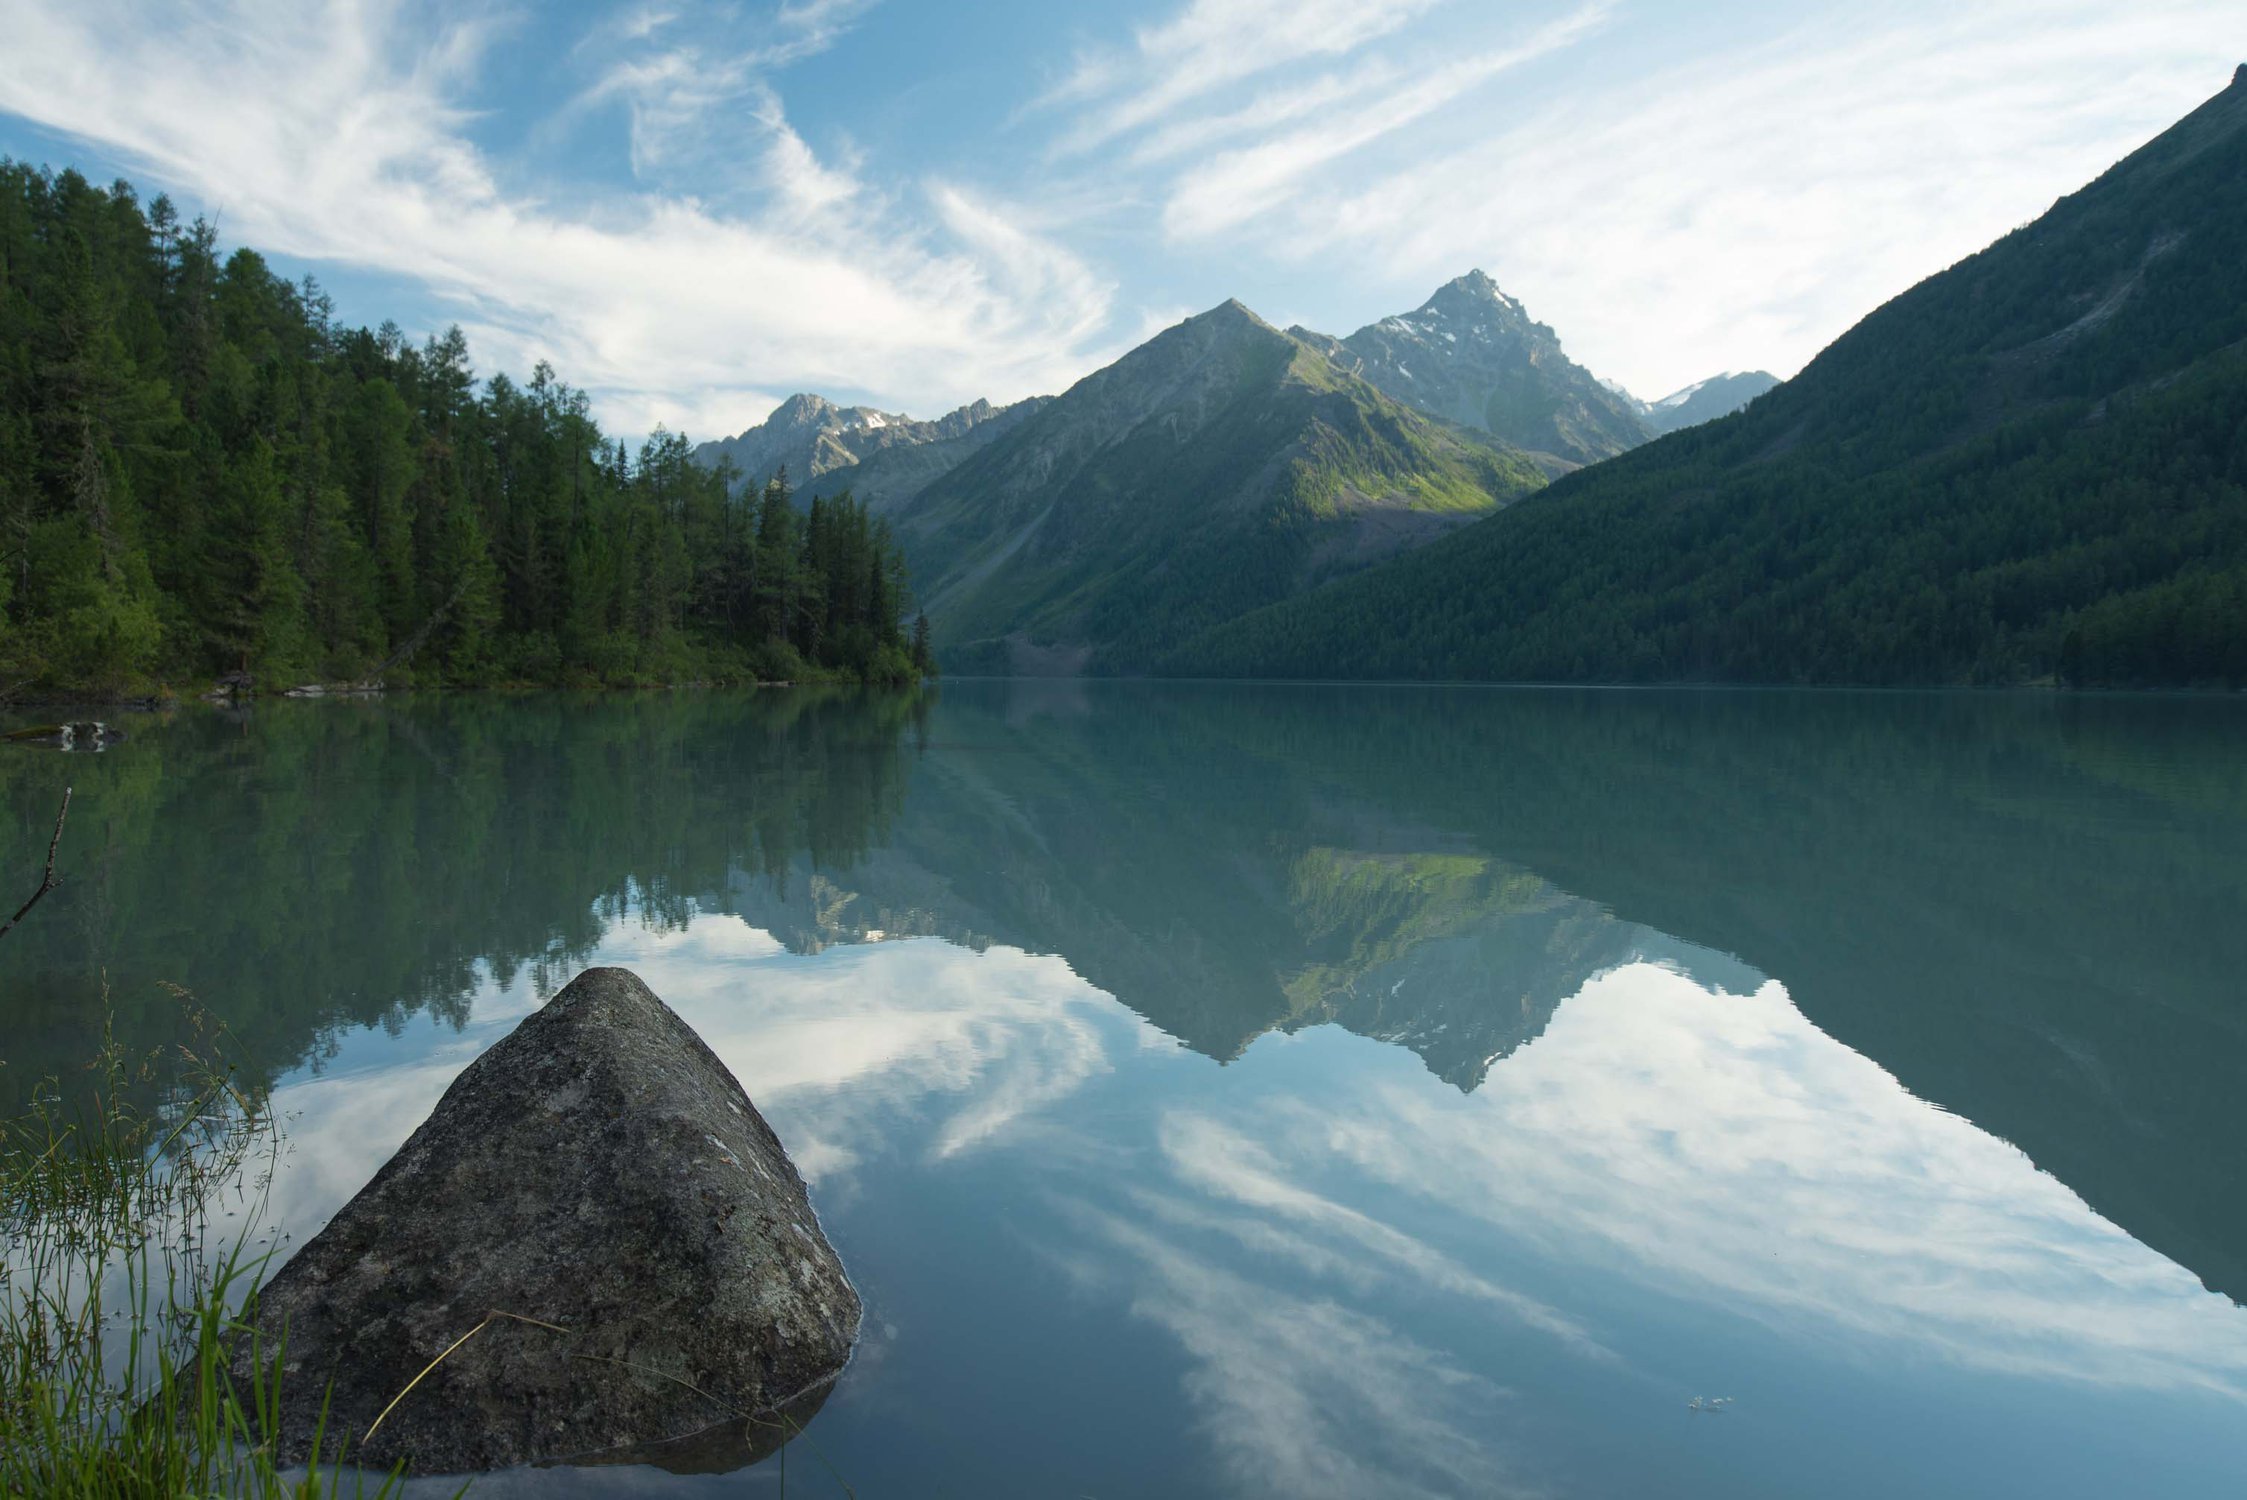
[0,164,931,696]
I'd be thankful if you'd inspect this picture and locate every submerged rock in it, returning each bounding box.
[231,967,859,1474]
[281,680,386,697]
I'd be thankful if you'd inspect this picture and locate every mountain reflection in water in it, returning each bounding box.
[3,682,2244,1497]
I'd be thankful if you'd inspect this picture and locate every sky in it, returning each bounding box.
[1,0,2242,445]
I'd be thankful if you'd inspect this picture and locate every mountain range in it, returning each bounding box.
[690,69,2247,690]
[1168,65,2247,689]
[695,274,1765,671]
[689,392,1048,513]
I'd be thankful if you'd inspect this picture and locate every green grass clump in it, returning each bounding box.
[0,1009,417,1498]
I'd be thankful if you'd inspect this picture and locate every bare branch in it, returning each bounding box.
[0,785,71,942]
[365,574,473,685]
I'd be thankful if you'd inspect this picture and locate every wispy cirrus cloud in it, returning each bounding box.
[0,0,1112,440]
[1308,962,2247,1395]
[1079,0,2242,396]
[1043,0,1454,153]
[3,0,2242,432]
[1156,3,1612,239]
[1083,1205,1535,1500]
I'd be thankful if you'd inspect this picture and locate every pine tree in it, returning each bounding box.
[909,612,934,677]
[204,438,304,675]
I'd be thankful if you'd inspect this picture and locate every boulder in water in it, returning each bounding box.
[231,967,859,1474]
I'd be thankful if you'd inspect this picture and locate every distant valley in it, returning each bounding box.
[1630,370,1783,434]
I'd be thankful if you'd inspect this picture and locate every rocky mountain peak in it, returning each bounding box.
[769,392,836,427]
[1183,297,1277,335]
[1293,272,1647,464]
[1420,268,1532,325]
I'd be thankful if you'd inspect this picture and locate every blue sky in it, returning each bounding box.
[2,0,2242,444]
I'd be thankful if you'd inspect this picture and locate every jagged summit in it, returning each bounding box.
[1291,271,1651,464]
[764,391,905,431]
[1286,273,1779,457]
[771,391,830,420]
[690,389,1036,504]
[1420,268,1531,320]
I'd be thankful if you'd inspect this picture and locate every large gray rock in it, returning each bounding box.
[233,967,858,1474]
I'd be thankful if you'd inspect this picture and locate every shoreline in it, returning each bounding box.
[6,674,2244,726]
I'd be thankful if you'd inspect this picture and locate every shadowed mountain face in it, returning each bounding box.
[1174,70,2247,688]
[1291,270,1654,466]
[893,300,1547,673]
[5,684,2243,1308]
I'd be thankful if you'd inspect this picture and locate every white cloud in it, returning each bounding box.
[1294,962,2247,1395]
[598,921,1161,1173]
[749,86,863,216]
[1046,0,1454,153]
[1158,3,1612,239]
[8,0,2237,439]
[615,4,680,44]
[255,917,1157,1242]
[930,184,1117,353]
[1156,1113,1606,1355]
[242,897,2247,1491]
[569,0,880,186]
[759,0,880,67]
[1183,0,2247,393]
[1087,1207,1532,1500]
[0,0,1113,437]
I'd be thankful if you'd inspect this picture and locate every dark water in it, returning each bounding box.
[4,683,2246,1498]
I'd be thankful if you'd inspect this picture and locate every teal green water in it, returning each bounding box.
[5,683,2247,1497]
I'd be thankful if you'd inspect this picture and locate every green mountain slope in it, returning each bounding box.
[896,300,1546,673]
[1167,68,2247,688]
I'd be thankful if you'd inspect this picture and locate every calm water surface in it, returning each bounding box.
[4,683,2246,1498]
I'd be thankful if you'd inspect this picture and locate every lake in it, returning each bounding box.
[4,682,2246,1498]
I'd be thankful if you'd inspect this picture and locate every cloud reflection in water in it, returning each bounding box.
[262,915,2247,1495]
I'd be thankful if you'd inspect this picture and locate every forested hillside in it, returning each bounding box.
[0,164,925,694]
[1167,68,2247,688]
